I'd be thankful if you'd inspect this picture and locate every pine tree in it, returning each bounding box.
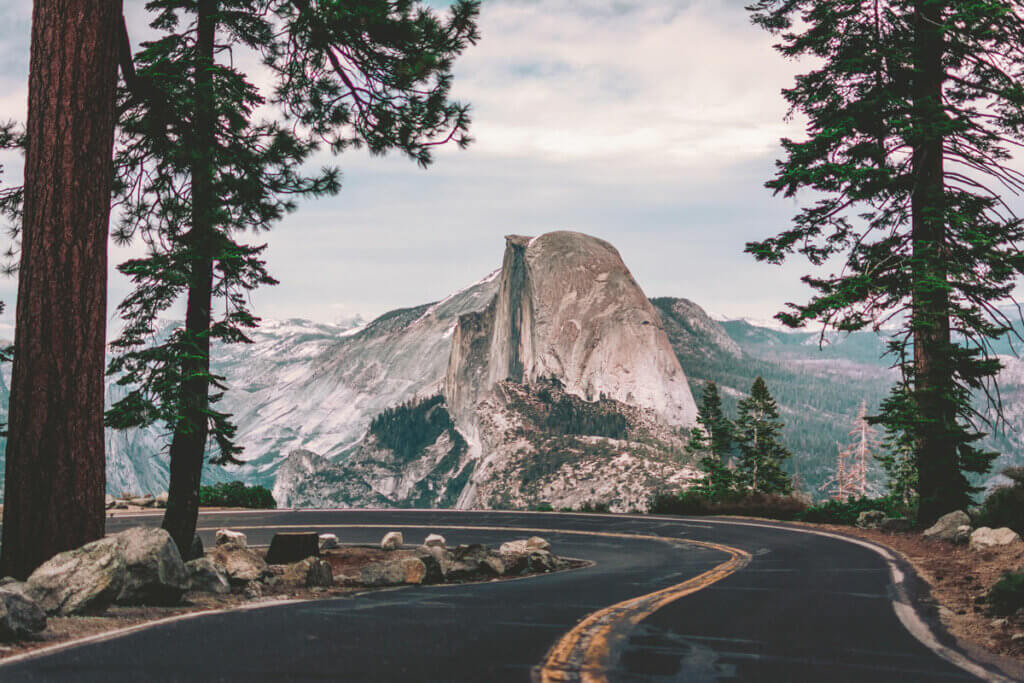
[747,0,1024,522]
[107,0,480,553]
[0,0,123,579]
[687,381,735,500]
[734,377,792,495]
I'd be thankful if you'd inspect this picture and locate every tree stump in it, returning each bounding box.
[266,533,319,564]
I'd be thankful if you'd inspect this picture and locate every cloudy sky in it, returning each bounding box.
[0,0,818,334]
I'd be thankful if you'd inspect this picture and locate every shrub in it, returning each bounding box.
[199,481,276,509]
[531,502,554,512]
[649,490,808,521]
[989,570,1024,616]
[797,496,913,526]
[979,468,1024,535]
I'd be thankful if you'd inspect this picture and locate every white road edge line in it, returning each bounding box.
[658,516,1012,683]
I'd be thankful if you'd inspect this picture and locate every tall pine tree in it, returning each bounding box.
[747,0,1024,522]
[687,381,735,500]
[108,0,480,553]
[734,377,792,495]
[0,0,122,579]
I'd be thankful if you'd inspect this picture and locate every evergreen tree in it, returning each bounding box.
[875,387,920,506]
[734,377,792,495]
[107,0,480,553]
[687,381,735,500]
[0,0,122,579]
[747,0,1024,522]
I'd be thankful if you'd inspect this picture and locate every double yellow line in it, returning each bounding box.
[533,538,750,683]
[199,522,749,682]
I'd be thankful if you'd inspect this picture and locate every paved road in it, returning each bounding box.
[0,510,992,682]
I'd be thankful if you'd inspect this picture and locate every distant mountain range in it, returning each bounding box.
[0,232,1020,505]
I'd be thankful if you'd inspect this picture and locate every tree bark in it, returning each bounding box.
[911,0,959,525]
[0,0,122,579]
[161,0,217,555]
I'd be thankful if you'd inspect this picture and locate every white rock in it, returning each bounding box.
[105,494,116,510]
[424,534,446,549]
[318,533,340,551]
[381,531,403,550]
[215,529,248,547]
[526,536,551,551]
[208,544,268,584]
[969,526,1021,550]
[499,540,530,555]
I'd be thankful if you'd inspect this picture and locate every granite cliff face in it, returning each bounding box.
[276,231,701,510]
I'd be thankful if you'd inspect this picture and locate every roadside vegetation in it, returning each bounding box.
[198,482,276,510]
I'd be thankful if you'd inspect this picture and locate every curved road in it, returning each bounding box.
[0,510,999,682]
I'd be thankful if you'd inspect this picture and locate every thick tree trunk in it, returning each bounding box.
[0,0,122,579]
[911,0,959,525]
[161,0,217,555]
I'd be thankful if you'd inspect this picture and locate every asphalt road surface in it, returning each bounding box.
[0,510,997,682]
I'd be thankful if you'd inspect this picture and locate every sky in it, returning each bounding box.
[0,0,823,335]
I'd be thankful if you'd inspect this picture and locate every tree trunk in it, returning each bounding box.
[161,0,217,555]
[911,0,959,525]
[0,0,122,579]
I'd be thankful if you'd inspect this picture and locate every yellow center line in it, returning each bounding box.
[201,522,749,682]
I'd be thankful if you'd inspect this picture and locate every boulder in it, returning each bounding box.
[953,525,972,545]
[0,588,46,640]
[266,532,319,564]
[114,501,129,510]
[282,558,334,588]
[185,558,230,594]
[318,534,340,551]
[878,517,913,533]
[188,535,205,561]
[155,492,169,509]
[114,527,189,605]
[105,495,116,510]
[856,510,887,529]
[360,558,426,586]
[499,540,530,555]
[446,544,493,581]
[26,536,126,616]
[424,534,446,549]
[381,532,404,550]
[208,544,269,585]
[970,527,1022,551]
[526,536,551,551]
[130,495,156,508]
[923,510,971,542]
[216,529,248,547]
[244,582,263,600]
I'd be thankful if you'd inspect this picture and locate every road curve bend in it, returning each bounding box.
[0,510,1006,682]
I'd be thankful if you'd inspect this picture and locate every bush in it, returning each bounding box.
[531,502,555,512]
[979,469,1024,535]
[649,490,808,520]
[988,570,1024,616]
[199,481,276,509]
[797,496,913,526]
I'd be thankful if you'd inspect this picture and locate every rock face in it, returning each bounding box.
[26,537,126,616]
[0,588,46,640]
[459,233,696,426]
[115,527,189,605]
